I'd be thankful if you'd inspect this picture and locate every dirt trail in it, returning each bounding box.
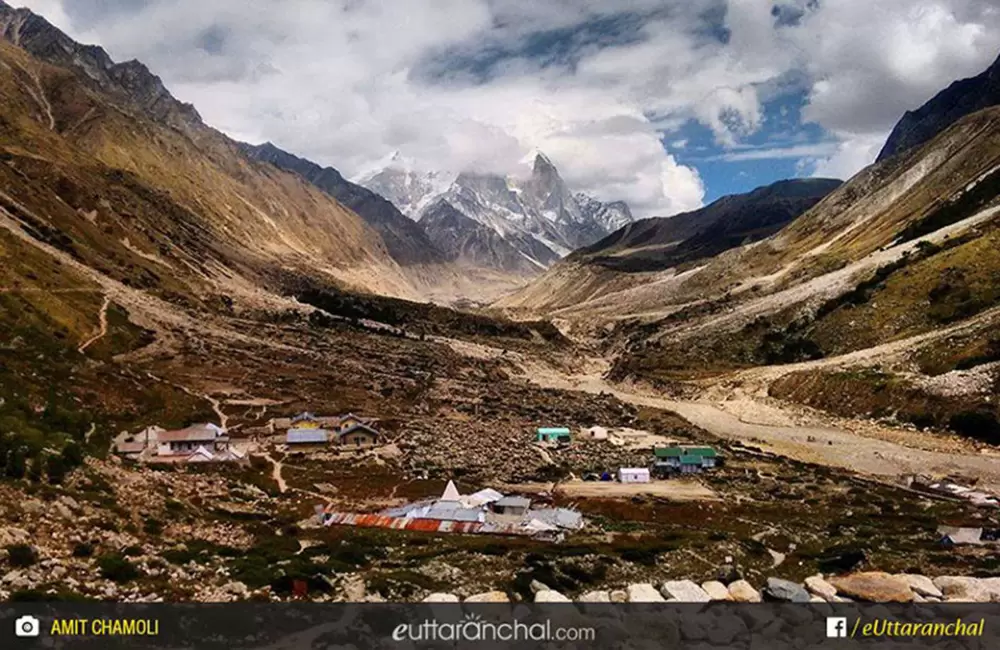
[438,336,1000,491]
[78,293,111,353]
[531,361,1000,491]
[262,453,288,494]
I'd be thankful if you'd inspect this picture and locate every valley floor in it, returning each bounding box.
[441,337,1000,492]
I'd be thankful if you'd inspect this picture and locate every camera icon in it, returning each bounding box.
[14,615,40,638]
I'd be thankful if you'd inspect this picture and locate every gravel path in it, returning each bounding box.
[433,336,1000,492]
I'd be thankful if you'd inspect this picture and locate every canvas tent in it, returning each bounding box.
[618,468,650,483]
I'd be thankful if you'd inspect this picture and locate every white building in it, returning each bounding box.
[618,468,650,483]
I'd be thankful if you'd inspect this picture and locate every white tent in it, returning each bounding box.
[618,468,650,483]
[440,480,461,502]
[585,426,609,440]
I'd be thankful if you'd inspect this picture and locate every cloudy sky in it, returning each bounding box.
[15,0,1000,216]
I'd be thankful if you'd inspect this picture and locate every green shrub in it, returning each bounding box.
[72,542,94,558]
[142,518,164,536]
[7,544,38,568]
[949,410,1000,445]
[97,553,142,583]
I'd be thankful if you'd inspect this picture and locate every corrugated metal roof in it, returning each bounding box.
[423,504,483,522]
[494,496,531,508]
[537,427,571,435]
[321,511,530,536]
[286,429,329,444]
[530,508,585,530]
[680,455,703,464]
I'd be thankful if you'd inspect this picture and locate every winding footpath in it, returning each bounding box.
[78,293,111,353]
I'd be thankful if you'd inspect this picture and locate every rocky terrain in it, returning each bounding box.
[1,1,1000,608]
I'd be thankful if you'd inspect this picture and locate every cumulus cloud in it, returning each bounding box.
[786,0,1000,179]
[12,0,1000,212]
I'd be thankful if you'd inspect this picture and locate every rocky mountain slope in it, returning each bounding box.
[494,178,840,315]
[570,178,841,272]
[0,2,417,302]
[238,142,448,268]
[419,199,542,274]
[361,153,635,272]
[878,53,1000,161]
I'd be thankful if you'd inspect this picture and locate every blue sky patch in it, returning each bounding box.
[669,91,839,202]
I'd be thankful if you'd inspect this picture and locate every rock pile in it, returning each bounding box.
[420,572,1000,604]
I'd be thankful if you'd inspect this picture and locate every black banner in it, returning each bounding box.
[0,603,997,649]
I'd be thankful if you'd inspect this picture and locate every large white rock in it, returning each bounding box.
[701,581,732,601]
[535,590,571,603]
[627,583,666,602]
[899,575,942,598]
[577,590,611,603]
[933,577,990,603]
[660,580,711,603]
[423,593,460,602]
[728,580,762,603]
[804,575,839,601]
[464,591,510,603]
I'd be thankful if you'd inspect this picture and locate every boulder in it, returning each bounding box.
[899,575,942,598]
[728,580,762,603]
[763,578,810,603]
[222,581,248,598]
[627,583,665,602]
[830,572,913,603]
[933,577,990,603]
[535,590,571,603]
[422,593,460,602]
[660,580,711,603]
[465,591,510,603]
[701,581,732,601]
[577,590,610,603]
[804,575,838,601]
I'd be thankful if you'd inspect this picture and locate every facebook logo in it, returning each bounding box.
[826,617,848,638]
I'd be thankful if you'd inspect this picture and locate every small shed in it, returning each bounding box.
[584,426,609,440]
[286,429,330,445]
[536,427,571,443]
[492,495,532,516]
[618,468,650,483]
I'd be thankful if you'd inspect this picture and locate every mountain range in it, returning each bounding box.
[360,153,635,272]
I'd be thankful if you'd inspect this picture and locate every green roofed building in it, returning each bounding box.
[652,445,719,473]
[536,427,571,443]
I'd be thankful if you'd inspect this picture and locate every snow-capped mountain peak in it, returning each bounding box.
[358,152,634,273]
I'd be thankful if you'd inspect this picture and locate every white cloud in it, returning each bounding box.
[708,142,841,162]
[11,0,1000,216]
[807,133,891,181]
